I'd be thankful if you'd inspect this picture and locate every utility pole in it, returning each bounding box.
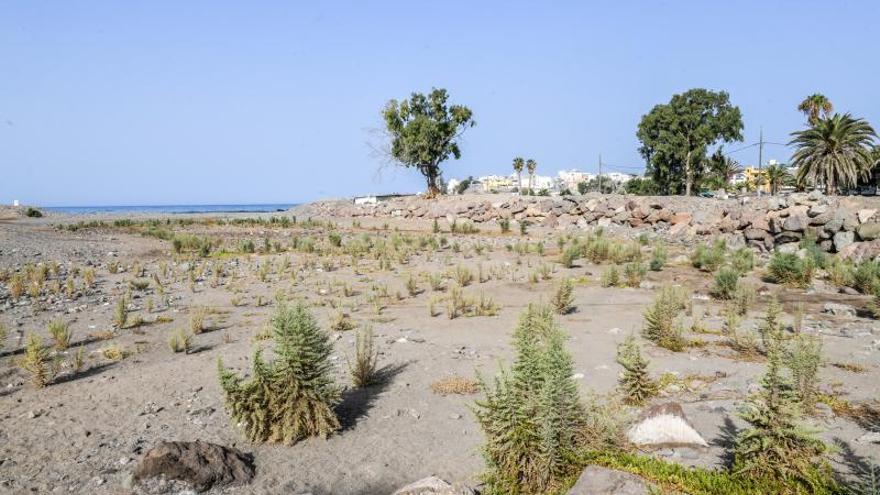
[597,154,603,194]
[758,127,764,171]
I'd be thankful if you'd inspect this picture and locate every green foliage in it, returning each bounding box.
[551,278,575,315]
[852,260,880,294]
[729,247,755,274]
[798,94,834,126]
[649,244,667,271]
[733,303,832,492]
[19,333,54,388]
[711,268,740,300]
[788,334,823,411]
[560,243,581,268]
[581,450,841,495]
[349,326,379,388]
[25,207,43,218]
[600,265,620,287]
[499,218,511,234]
[790,113,877,195]
[616,336,657,405]
[642,286,687,351]
[474,305,585,494]
[48,318,72,350]
[218,301,340,445]
[691,240,727,272]
[637,88,744,195]
[623,177,660,195]
[758,298,785,354]
[623,261,646,288]
[383,88,476,196]
[767,251,814,288]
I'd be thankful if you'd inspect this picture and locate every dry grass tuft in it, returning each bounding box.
[430,375,479,395]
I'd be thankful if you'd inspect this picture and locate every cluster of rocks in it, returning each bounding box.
[303,192,880,258]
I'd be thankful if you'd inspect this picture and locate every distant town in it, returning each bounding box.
[444,160,796,196]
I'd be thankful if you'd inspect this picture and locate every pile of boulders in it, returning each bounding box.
[302,192,880,257]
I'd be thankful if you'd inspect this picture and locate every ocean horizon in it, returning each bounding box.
[42,203,298,215]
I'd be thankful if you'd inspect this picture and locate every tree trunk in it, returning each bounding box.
[684,150,693,196]
[826,175,835,196]
[423,165,441,198]
[518,173,522,193]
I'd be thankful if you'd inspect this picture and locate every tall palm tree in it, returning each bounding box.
[526,159,537,193]
[764,163,792,195]
[797,94,833,126]
[512,157,525,193]
[790,113,877,195]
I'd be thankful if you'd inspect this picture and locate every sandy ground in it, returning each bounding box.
[0,211,879,494]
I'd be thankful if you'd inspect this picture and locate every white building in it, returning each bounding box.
[558,169,594,191]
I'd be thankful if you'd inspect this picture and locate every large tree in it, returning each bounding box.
[790,113,877,195]
[797,94,833,126]
[637,89,744,196]
[383,88,475,197]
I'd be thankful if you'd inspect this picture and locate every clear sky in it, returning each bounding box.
[2,1,879,206]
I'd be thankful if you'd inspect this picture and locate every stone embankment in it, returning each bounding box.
[302,192,880,259]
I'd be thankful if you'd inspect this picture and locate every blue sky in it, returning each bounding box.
[2,1,878,206]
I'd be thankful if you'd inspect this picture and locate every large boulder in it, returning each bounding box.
[133,440,255,492]
[626,402,708,448]
[392,476,475,495]
[858,222,880,241]
[783,212,809,232]
[566,466,651,495]
[833,231,855,252]
[839,240,880,262]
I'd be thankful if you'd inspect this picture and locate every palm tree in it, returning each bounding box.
[526,159,537,194]
[764,163,792,195]
[512,157,525,193]
[797,94,833,126]
[790,113,877,195]
[708,148,743,184]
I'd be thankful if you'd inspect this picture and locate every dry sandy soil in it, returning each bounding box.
[0,209,879,494]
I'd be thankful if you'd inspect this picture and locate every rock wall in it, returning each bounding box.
[302,192,880,259]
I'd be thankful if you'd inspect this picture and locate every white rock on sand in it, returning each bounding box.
[626,402,708,448]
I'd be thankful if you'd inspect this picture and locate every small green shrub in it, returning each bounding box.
[25,207,43,218]
[767,251,814,288]
[48,318,72,350]
[623,262,646,288]
[349,326,379,388]
[19,333,54,388]
[711,268,740,300]
[616,335,657,405]
[600,265,620,287]
[852,260,880,294]
[649,244,667,271]
[642,286,687,351]
[218,302,340,445]
[691,240,726,272]
[474,304,585,494]
[551,278,575,314]
[733,311,832,492]
[730,247,755,274]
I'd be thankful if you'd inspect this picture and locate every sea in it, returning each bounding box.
[42,204,297,215]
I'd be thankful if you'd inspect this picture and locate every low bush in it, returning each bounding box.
[767,251,814,288]
[218,302,340,444]
[711,268,739,300]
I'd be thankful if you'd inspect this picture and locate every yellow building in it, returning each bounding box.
[743,167,770,193]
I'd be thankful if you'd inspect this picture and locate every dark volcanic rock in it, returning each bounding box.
[133,440,255,492]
